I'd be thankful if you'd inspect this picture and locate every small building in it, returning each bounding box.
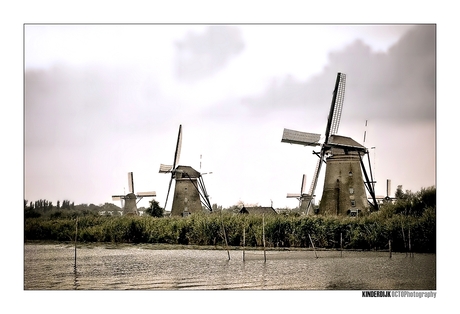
[239,206,278,215]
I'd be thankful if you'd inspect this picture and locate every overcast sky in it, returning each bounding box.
[24,24,436,210]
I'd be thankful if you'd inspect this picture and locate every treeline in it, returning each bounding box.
[24,187,436,253]
[24,187,435,252]
[24,199,123,219]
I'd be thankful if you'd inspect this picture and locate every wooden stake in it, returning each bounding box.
[220,212,230,260]
[408,227,413,257]
[340,232,343,258]
[74,217,78,271]
[308,233,318,258]
[401,224,407,257]
[389,239,392,258]
[242,224,246,262]
[262,214,266,263]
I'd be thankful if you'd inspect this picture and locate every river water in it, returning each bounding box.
[24,243,435,290]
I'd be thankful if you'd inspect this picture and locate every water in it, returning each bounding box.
[24,243,436,290]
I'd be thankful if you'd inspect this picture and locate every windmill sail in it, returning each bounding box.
[173,124,182,169]
[128,172,134,193]
[162,125,183,210]
[306,73,346,213]
[325,72,346,141]
[159,164,173,173]
[282,129,321,146]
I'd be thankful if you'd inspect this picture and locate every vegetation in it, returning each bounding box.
[145,200,164,217]
[24,186,435,253]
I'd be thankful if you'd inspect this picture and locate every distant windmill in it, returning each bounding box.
[159,124,213,216]
[281,72,378,216]
[376,179,395,203]
[112,172,156,216]
[286,174,314,213]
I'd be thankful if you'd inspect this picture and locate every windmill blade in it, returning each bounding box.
[164,176,174,210]
[305,156,323,215]
[172,124,182,169]
[281,128,321,146]
[137,191,157,197]
[128,172,134,193]
[159,164,173,173]
[386,179,391,198]
[300,174,307,195]
[324,72,346,142]
[308,155,323,198]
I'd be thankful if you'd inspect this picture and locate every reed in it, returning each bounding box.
[24,208,436,253]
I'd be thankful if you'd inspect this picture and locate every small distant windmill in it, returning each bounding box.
[281,72,378,216]
[375,179,395,203]
[112,172,156,216]
[159,124,212,216]
[286,174,314,213]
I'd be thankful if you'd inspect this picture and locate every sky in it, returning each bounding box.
[23,23,436,211]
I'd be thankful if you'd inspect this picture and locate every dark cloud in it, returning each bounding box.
[174,25,245,81]
[240,25,435,125]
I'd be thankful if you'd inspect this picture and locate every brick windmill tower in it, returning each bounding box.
[281,73,378,216]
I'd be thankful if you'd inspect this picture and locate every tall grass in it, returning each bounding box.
[24,208,435,253]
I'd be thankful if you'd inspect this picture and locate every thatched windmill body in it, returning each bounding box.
[281,72,378,216]
[159,125,212,216]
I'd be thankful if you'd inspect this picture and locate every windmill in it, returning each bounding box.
[281,72,378,216]
[159,124,213,216]
[286,174,314,213]
[375,179,396,203]
[112,172,157,216]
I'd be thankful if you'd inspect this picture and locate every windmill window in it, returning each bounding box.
[349,188,354,194]
[349,171,352,176]
[351,200,356,207]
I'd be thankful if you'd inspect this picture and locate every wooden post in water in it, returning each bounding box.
[389,239,392,258]
[401,224,407,257]
[220,212,231,260]
[408,227,413,257]
[340,232,343,258]
[74,217,78,271]
[242,224,246,262]
[308,233,318,258]
[262,214,266,263]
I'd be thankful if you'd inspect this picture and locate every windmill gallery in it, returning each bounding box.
[113,72,380,218]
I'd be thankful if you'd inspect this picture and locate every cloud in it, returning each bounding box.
[238,25,435,126]
[174,25,245,81]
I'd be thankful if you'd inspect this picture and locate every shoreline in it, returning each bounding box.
[24,240,433,254]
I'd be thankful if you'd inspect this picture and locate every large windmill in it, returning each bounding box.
[159,124,213,216]
[281,72,378,216]
[112,172,157,216]
[286,174,314,213]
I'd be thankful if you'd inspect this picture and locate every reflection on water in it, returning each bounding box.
[24,244,435,290]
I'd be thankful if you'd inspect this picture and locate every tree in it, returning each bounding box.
[146,200,164,217]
